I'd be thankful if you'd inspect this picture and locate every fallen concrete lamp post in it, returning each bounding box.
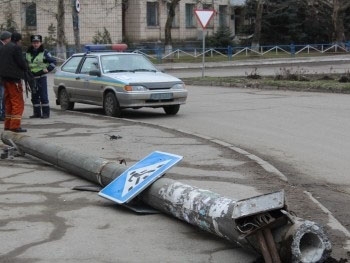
[1,131,331,263]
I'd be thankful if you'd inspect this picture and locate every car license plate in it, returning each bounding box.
[150,93,173,100]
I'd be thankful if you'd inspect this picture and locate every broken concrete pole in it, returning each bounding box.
[1,131,331,262]
[1,132,127,186]
[140,178,331,263]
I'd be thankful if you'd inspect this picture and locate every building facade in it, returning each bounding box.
[0,0,245,48]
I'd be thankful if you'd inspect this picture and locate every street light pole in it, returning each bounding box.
[1,131,332,263]
[71,0,81,52]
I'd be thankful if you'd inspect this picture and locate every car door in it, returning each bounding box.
[75,56,101,103]
[58,56,84,100]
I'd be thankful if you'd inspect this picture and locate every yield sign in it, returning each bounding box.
[194,9,215,29]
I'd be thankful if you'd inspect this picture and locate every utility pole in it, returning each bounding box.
[1,131,332,263]
[72,0,81,52]
[56,0,66,60]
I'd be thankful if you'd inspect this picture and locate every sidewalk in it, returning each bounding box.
[0,104,273,262]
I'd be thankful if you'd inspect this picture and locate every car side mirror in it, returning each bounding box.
[89,69,101,77]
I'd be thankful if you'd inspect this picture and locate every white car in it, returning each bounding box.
[53,51,188,117]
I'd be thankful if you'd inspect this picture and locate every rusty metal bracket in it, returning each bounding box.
[232,190,285,219]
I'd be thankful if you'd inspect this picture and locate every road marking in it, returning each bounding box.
[304,190,350,251]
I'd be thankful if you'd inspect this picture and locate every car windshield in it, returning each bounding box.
[101,54,158,74]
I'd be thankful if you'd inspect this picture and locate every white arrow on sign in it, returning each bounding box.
[194,9,215,29]
[122,159,171,196]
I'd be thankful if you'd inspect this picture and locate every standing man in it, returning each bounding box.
[0,31,12,122]
[26,35,56,119]
[0,32,28,132]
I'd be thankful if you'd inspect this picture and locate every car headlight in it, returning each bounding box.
[124,85,148,91]
[171,83,185,90]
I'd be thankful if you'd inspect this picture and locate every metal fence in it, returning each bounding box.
[130,43,350,63]
[52,42,350,64]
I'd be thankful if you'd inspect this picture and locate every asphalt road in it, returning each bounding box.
[46,58,350,230]
[43,59,350,261]
[126,86,350,225]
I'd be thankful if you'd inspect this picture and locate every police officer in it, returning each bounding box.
[0,32,28,132]
[26,35,56,118]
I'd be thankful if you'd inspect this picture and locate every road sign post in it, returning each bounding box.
[194,9,215,78]
[202,29,205,78]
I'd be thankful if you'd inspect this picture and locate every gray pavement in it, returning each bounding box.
[1,55,350,262]
[0,105,265,262]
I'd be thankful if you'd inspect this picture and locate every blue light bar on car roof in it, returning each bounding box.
[84,44,128,52]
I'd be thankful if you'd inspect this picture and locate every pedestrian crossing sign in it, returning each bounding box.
[98,151,183,204]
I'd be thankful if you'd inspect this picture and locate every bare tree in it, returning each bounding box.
[56,0,66,60]
[251,0,264,50]
[307,0,349,44]
[332,0,350,44]
[0,1,18,32]
[164,0,181,55]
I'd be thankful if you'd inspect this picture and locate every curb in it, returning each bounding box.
[159,55,350,71]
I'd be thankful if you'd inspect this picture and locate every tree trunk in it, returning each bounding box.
[56,0,66,60]
[164,0,181,55]
[122,0,128,42]
[332,0,350,45]
[251,0,264,51]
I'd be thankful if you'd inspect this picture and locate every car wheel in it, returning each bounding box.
[163,105,180,115]
[59,89,75,110]
[104,92,122,117]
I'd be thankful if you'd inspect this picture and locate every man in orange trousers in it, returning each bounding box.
[0,32,28,132]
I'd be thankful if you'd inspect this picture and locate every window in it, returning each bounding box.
[219,5,227,27]
[61,56,83,73]
[147,2,159,27]
[101,54,157,73]
[80,57,99,74]
[23,2,37,28]
[185,4,195,28]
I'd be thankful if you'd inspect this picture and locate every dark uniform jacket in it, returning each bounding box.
[0,40,5,84]
[0,41,27,82]
[26,45,56,77]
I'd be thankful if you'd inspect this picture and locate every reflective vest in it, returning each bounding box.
[26,52,48,73]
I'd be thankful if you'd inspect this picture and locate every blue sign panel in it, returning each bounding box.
[99,151,183,204]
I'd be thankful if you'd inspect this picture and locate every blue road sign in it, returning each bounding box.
[98,151,183,204]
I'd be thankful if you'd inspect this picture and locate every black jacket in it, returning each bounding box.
[0,41,3,84]
[0,41,27,82]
